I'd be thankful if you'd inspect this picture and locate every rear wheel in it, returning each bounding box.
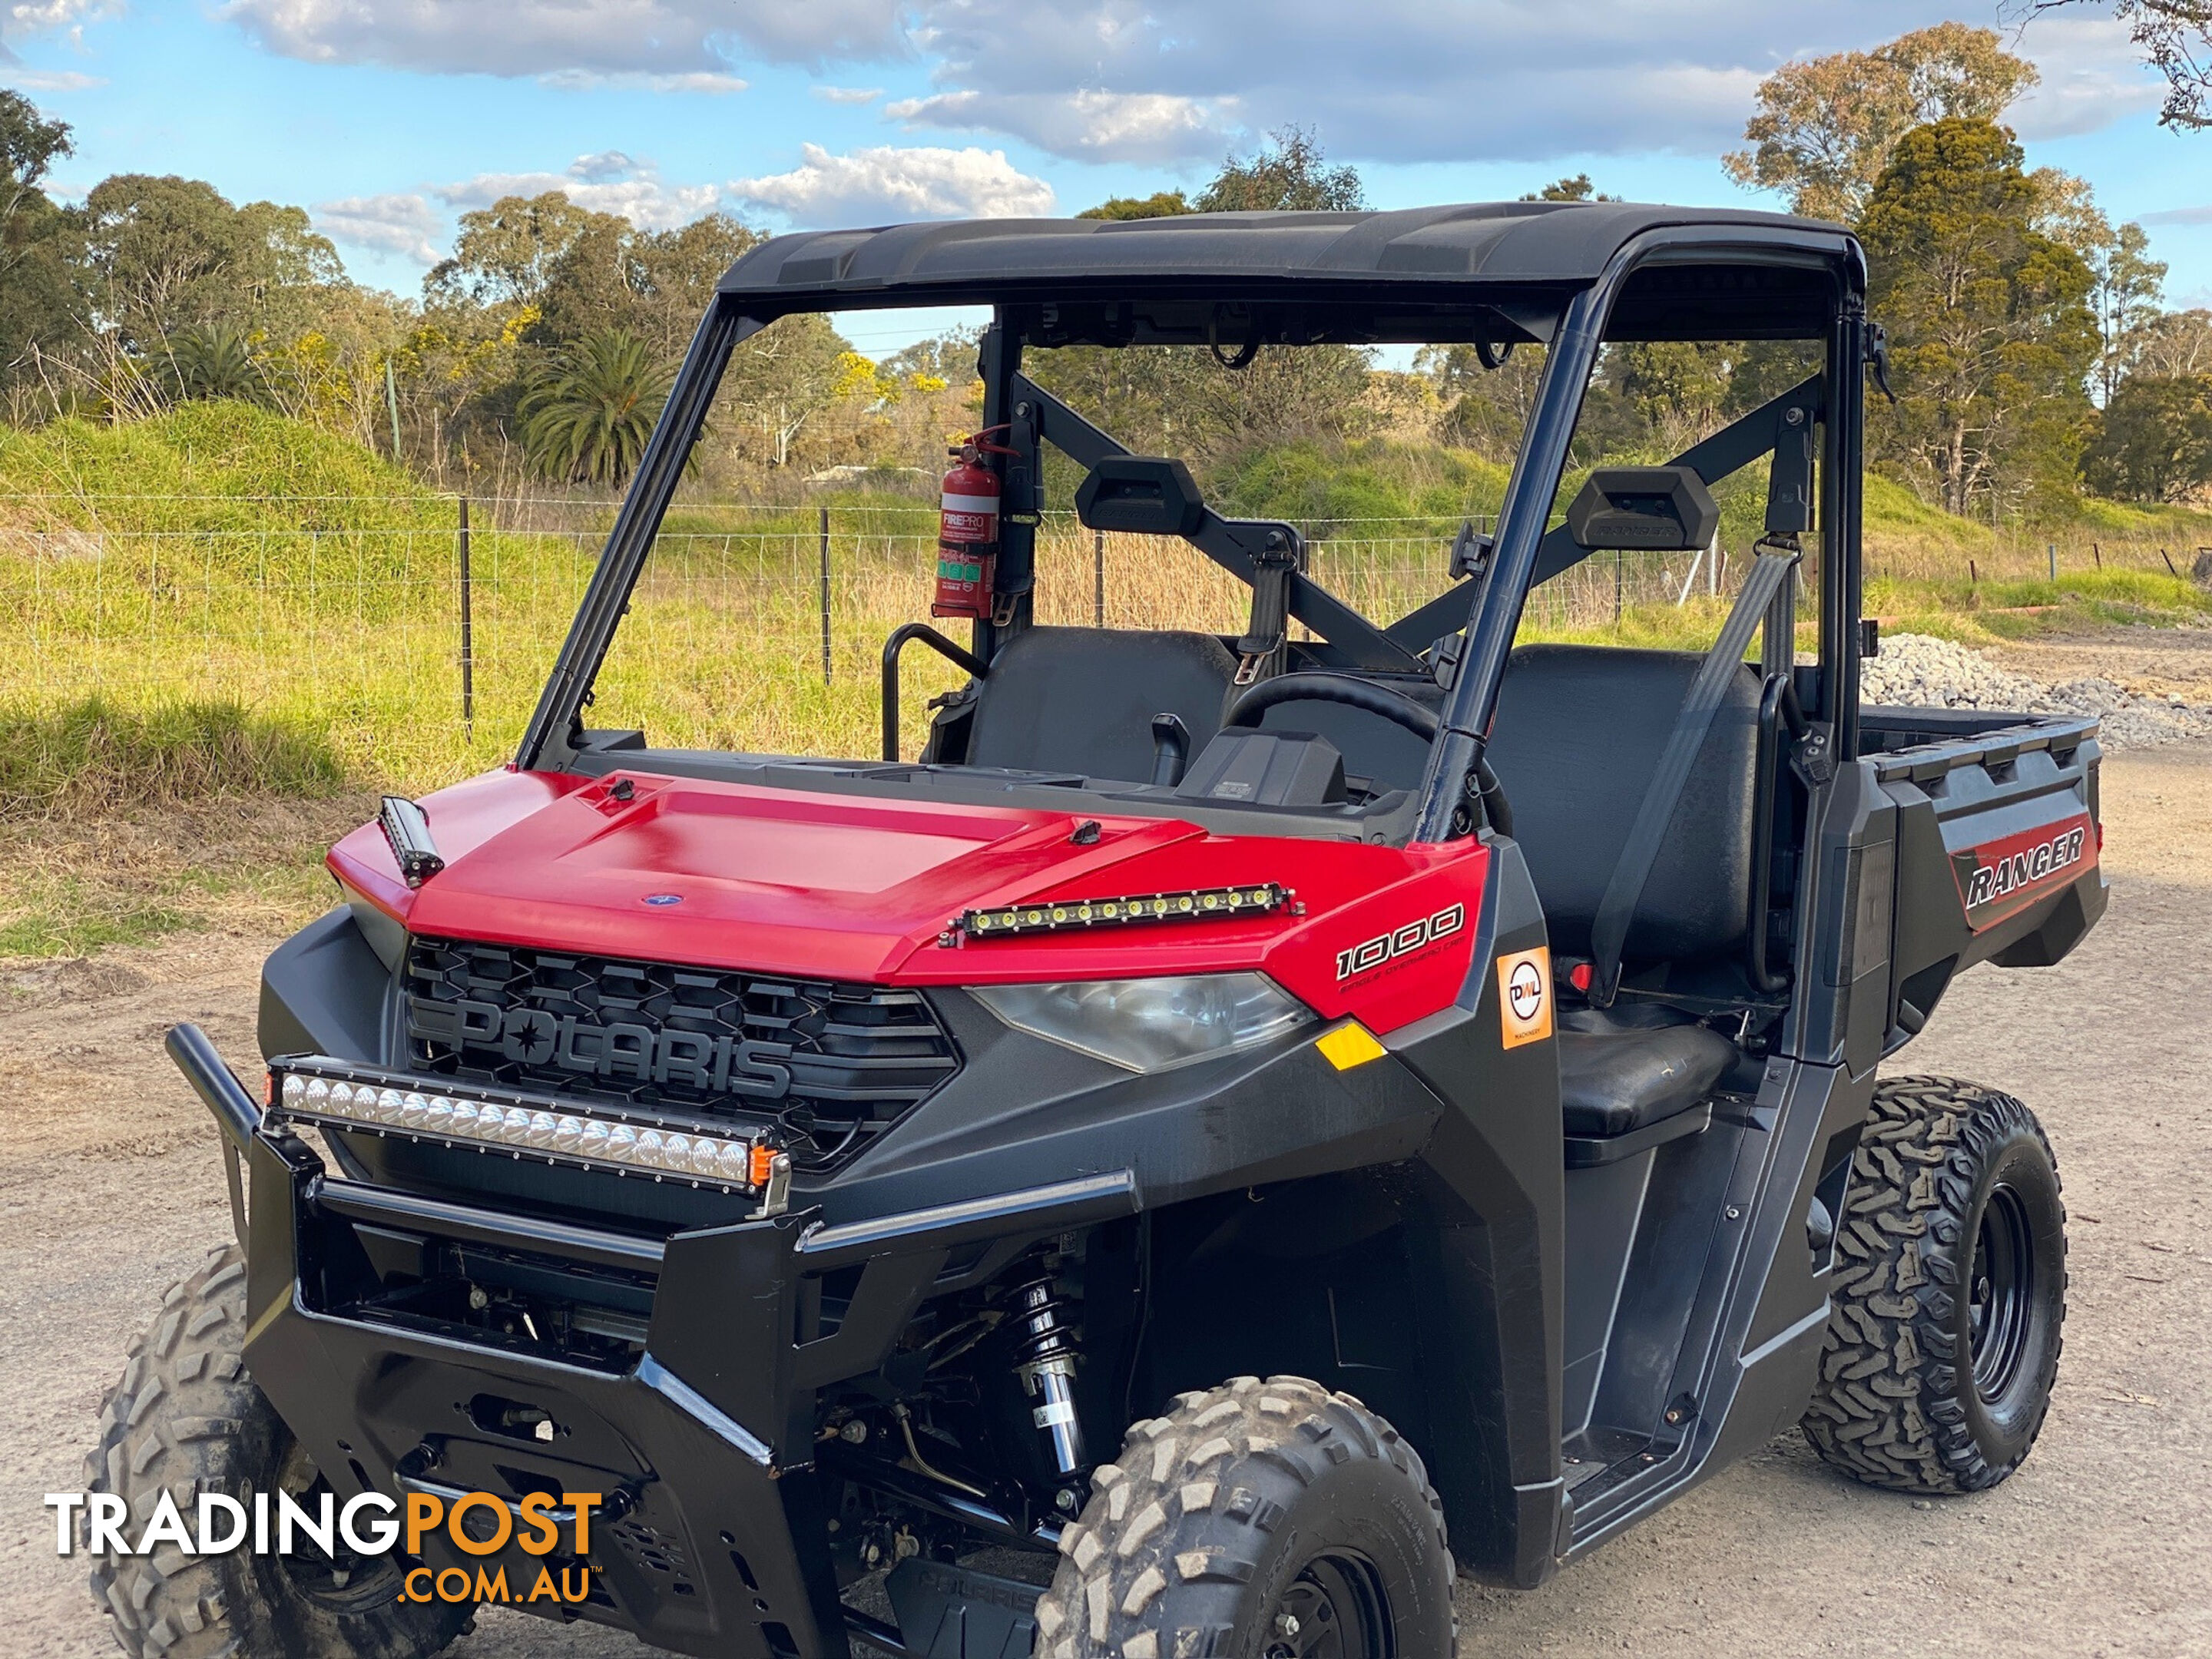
[1803,1076,2067,1494]
[1035,1376,1454,1659]
[85,1245,472,1659]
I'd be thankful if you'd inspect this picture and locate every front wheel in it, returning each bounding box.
[1035,1376,1455,1659]
[85,1245,472,1659]
[1803,1076,2068,1494]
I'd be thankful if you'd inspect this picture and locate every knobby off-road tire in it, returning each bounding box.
[85,1244,471,1659]
[1803,1076,2067,1495]
[1035,1376,1455,1659]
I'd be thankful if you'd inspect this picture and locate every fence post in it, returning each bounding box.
[385,359,402,462]
[819,505,833,685]
[2092,541,2102,570]
[1094,527,1106,628]
[2047,541,2057,581]
[458,495,475,739]
[1614,548,1623,626]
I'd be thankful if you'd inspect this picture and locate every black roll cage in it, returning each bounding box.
[515,224,1869,846]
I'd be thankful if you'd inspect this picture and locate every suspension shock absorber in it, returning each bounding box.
[1008,1267,1084,1477]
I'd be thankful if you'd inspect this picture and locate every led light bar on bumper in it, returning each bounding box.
[270,1064,792,1212]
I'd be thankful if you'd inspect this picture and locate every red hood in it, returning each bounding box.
[333,768,1488,1032]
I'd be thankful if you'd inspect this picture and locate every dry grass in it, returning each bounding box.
[0,795,369,962]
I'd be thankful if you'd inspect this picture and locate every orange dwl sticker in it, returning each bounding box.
[1495,947,1554,1049]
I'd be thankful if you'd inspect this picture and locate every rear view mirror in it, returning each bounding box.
[1075,456,1207,537]
[1565,465,1720,552]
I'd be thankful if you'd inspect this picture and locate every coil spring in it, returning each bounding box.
[1006,1272,1081,1370]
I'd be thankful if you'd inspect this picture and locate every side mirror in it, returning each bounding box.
[1565,465,1720,552]
[1075,456,1206,538]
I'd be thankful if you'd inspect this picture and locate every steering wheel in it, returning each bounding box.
[1224,671,1439,740]
[1220,672,1513,836]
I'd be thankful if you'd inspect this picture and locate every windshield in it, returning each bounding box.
[536,285,1836,835]
[575,320,1522,769]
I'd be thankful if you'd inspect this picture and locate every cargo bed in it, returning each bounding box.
[1862,705,2107,1051]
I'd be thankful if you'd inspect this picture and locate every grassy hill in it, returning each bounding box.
[5,402,2211,798]
[2,402,2208,959]
[0,402,442,532]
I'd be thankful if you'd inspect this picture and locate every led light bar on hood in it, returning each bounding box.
[949,882,1293,943]
[270,1064,792,1213]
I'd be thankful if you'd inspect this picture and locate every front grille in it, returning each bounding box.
[402,936,959,1169]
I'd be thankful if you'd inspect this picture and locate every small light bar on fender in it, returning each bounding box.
[947,882,1293,944]
[270,1064,792,1213]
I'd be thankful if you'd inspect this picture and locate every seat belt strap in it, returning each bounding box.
[1586,548,1800,1007]
[1234,535,1303,686]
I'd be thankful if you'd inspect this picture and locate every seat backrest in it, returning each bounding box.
[1485,643,1761,965]
[965,626,1240,783]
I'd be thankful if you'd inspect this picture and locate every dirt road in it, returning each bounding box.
[4,745,2207,1659]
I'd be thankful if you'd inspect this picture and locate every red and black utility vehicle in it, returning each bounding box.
[94,203,2106,1659]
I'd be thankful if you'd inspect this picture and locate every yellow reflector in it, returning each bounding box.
[1316,1022,1388,1071]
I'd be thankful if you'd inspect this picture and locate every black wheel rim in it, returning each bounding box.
[273,1439,407,1613]
[1968,1181,2036,1403]
[1262,1551,1391,1659]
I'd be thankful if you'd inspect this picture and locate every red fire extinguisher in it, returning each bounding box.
[934,426,1020,620]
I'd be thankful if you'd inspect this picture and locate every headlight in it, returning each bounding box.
[971,975,1315,1074]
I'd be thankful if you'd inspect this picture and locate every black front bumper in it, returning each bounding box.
[244,1128,841,1657]
[231,1113,1137,1657]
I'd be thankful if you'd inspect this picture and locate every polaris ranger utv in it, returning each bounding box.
[94,203,2106,1659]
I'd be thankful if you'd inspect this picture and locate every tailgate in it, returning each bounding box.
[1864,707,2108,1045]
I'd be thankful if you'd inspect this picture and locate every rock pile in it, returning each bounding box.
[1860,632,2212,750]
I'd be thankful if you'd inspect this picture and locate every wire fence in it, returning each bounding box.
[7,492,2197,785]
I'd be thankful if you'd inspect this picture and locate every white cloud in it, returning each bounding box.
[217,0,903,75]
[435,151,721,230]
[880,0,1945,165]
[4,0,111,35]
[9,66,102,88]
[730,143,1054,225]
[202,1,2181,172]
[315,192,443,263]
[889,88,1228,164]
[537,69,747,94]
[201,0,1959,166]
[2141,205,2212,227]
[3,0,116,55]
[2007,14,2166,141]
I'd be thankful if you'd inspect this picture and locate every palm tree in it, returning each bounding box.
[519,329,675,487]
[161,323,272,405]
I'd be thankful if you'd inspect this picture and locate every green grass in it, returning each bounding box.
[0,401,440,528]
[1209,440,1512,534]
[0,876,191,958]
[4,402,2210,802]
[0,697,347,818]
[6,402,2207,965]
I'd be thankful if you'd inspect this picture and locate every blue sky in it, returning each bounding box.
[7,0,2209,360]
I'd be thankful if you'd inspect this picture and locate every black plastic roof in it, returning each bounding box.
[716,201,1855,308]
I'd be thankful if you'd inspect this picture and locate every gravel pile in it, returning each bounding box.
[1861,631,2212,750]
